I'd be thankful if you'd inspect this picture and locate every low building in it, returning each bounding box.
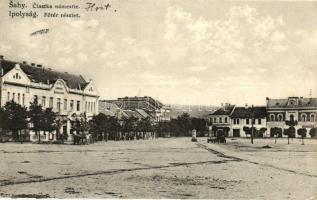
[266,96,317,137]
[0,56,99,142]
[230,106,267,137]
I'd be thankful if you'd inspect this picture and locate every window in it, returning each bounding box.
[76,101,80,111]
[57,98,61,111]
[219,117,222,123]
[214,117,217,123]
[246,119,249,125]
[225,117,228,123]
[33,95,38,102]
[42,96,46,107]
[270,114,275,121]
[258,119,261,125]
[49,97,53,108]
[311,114,316,122]
[12,93,15,101]
[237,119,240,124]
[17,93,20,104]
[7,92,10,101]
[70,100,74,110]
[290,114,294,121]
[64,99,67,110]
[22,94,25,105]
[278,114,283,121]
[301,114,307,122]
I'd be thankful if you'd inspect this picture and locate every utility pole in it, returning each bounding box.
[251,104,254,144]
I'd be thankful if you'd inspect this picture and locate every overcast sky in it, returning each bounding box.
[0,0,316,106]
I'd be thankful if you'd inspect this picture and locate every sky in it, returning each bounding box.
[0,0,316,106]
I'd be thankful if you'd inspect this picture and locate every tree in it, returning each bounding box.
[42,108,57,141]
[243,126,250,136]
[297,128,307,145]
[309,128,316,138]
[284,126,295,145]
[191,118,207,136]
[2,101,28,143]
[90,113,108,141]
[122,116,138,140]
[270,127,282,144]
[28,98,44,143]
[177,113,192,136]
[259,128,267,138]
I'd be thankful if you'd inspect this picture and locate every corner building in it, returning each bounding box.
[0,56,99,142]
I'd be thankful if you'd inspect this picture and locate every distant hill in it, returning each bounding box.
[169,104,218,119]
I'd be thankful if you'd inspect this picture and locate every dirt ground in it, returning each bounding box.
[0,137,316,199]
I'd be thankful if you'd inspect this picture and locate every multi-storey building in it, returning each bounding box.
[108,96,171,122]
[209,104,235,137]
[0,56,99,142]
[266,96,317,137]
[230,106,267,137]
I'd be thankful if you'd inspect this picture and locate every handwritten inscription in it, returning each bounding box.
[84,2,111,12]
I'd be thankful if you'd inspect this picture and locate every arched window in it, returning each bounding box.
[301,114,307,122]
[225,117,228,123]
[277,114,283,121]
[270,114,275,121]
[290,114,294,121]
[310,114,316,122]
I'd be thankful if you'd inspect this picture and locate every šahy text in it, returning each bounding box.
[84,2,112,12]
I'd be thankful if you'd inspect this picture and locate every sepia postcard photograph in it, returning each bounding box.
[0,0,317,199]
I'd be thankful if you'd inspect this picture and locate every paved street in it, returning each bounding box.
[0,138,317,199]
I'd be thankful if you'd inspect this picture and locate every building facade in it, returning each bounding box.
[230,106,267,137]
[266,97,317,138]
[109,96,171,122]
[0,56,99,142]
[209,104,235,137]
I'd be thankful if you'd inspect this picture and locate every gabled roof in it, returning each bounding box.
[210,105,235,116]
[267,97,317,108]
[231,106,267,119]
[1,59,88,90]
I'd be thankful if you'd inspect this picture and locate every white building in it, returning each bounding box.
[230,106,267,137]
[0,56,99,142]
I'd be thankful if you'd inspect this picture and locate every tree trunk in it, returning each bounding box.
[38,131,41,144]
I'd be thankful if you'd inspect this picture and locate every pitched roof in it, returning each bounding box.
[267,97,317,108]
[210,105,235,116]
[231,106,267,118]
[1,59,88,90]
[123,110,143,119]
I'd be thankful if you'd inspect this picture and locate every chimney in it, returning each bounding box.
[245,103,249,109]
[0,55,4,60]
[22,61,27,65]
[31,63,35,67]
[266,97,269,107]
